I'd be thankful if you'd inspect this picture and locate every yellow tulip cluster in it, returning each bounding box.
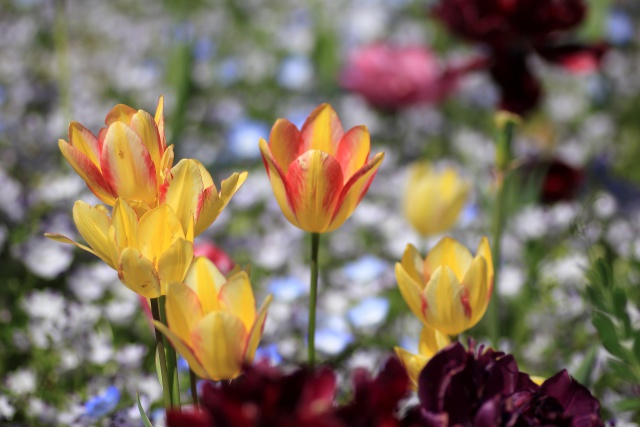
[46,98,269,381]
[394,237,494,388]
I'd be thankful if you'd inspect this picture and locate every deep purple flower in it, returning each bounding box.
[401,341,604,426]
[432,0,607,115]
[520,157,585,204]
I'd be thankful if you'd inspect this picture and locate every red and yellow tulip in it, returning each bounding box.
[394,324,450,389]
[154,257,272,381]
[259,103,384,233]
[45,199,194,298]
[395,237,494,335]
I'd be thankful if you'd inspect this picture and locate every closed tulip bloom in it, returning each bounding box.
[259,103,384,233]
[394,325,450,390]
[154,257,272,381]
[403,162,470,236]
[395,237,493,335]
[46,199,194,298]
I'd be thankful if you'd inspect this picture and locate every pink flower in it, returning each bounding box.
[340,44,458,110]
[193,241,235,275]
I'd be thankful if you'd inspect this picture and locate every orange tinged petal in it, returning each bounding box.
[153,321,208,379]
[118,247,162,298]
[243,295,272,363]
[285,150,343,233]
[68,122,101,166]
[59,140,116,205]
[72,201,116,268]
[259,139,299,227]
[217,271,256,331]
[100,122,157,205]
[269,119,303,174]
[300,104,344,155]
[105,104,137,126]
[165,281,204,345]
[154,95,166,151]
[194,171,248,236]
[326,152,384,232]
[335,125,370,180]
[191,312,246,380]
[130,110,162,176]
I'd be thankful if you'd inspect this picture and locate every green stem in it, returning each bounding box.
[159,296,180,408]
[308,233,321,367]
[190,369,199,407]
[150,298,172,410]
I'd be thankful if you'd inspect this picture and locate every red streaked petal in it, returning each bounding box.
[326,152,384,232]
[285,150,344,233]
[130,110,162,176]
[259,138,300,228]
[335,125,370,180]
[59,140,116,205]
[154,95,166,151]
[104,104,137,126]
[100,122,157,205]
[269,119,303,174]
[300,104,344,156]
[68,122,101,166]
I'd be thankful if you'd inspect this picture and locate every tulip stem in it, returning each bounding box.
[151,298,173,410]
[189,369,199,407]
[159,296,181,409]
[308,232,321,368]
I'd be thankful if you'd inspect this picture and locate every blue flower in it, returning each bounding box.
[227,120,270,160]
[342,255,387,284]
[255,343,283,365]
[85,386,120,419]
[347,296,389,328]
[267,276,307,302]
[607,9,634,46]
[314,328,353,355]
[277,55,314,91]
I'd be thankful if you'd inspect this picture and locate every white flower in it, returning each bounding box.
[0,395,15,420]
[6,368,36,396]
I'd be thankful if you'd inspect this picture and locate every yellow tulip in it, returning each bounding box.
[403,162,470,236]
[154,257,272,381]
[45,199,194,298]
[395,237,493,335]
[394,324,450,390]
[259,103,384,233]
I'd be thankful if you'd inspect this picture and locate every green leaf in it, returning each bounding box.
[572,344,598,387]
[136,392,154,427]
[155,348,163,387]
[608,359,637,381]
[615,397,640,412]
[592,312,625,359]
[633,331,640,364]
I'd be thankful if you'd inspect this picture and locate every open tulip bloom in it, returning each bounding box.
[396,237,494,336]
[259,103,384,233]
[394,324,450,390]
[153,257,272,381]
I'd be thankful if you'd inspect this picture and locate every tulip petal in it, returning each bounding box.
[68,122,101,166]
[244,295,272,363]
[118,247,162,298]
[418,324,451,358]
[259,139,299,227]
[300,104,344,155]
[269,119,303,174]
[157,238,194,293]
[462,255,489,327]
[423,266,468,335]
[193,159,214,190]
[335,125,370,180]
[286,150,344,233]
[111,199,139,250]
[44,233,98,258]
[130,110,162,175]
[184,257,224,314]
[153,320,208,379]
[326,152,383,232]
[194,171,248,236]
[217,271,256,332]
[59,140,116,205]
[191,312,247,381]
[476,237,494,297]
[154,95,166,151]
[394,347,429,390]
[401,244,426,287]
[165,282,204,345]
[423,237,473,283]
[395,262,427,324]
[105,104,137,126]
[72,201,116,268]
[100,121,157,205]
[138,204,185,264]
[163,159,203,234]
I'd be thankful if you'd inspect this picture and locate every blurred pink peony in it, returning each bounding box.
[340,44,461,110]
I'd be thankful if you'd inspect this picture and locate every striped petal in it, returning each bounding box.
[335,125,370,180]
[130,110,162,177]
[118,247,162,298]
[184,257,224,314]
[194,171,248,237]
[259,138,299,228]
[463,255,489,327]
[217,271,256,332]
[68,122,101,166]
[326,152,384,232]
[269,119,303,174]
[100,122,157,205]
[105,104,137,126]
[165,281,204,345]
[424,237,473,283]
[157,237,194,294]
[401,244,426,288]
[59,140,116,205]
[285,150,344,233]
[72,201,115,268]
[423,266,468,335]
[243,295,272,363]
[395,262,427,324]
[153,320,208,379]
[163,159,203,234]
[154,95,166,151]
[191,312,247,381]
[138,204,185,264]
[300,104,344,155]
[111,199,139,251]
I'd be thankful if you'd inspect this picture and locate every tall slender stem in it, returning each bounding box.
[159,296,180,409]
[189,369,199,407]
[151,298,172,409]
[308,232,321,367]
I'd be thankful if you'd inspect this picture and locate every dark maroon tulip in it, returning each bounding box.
[521,157,585,204]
